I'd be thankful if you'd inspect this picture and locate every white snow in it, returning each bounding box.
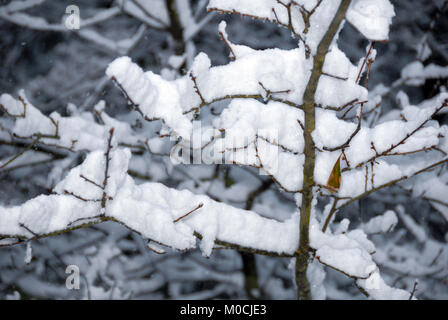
[346,0,395,41]
[24,241,32,264]
[209,0,395,51]
[363,210,398,234]
[106,56,193,139]
[310,218,376,278]
[0,147,300,256]
[401,61,448,86]
[0,92,146,152]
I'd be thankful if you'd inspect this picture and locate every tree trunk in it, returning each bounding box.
[165,0,186,56]
[296,0,352,300]
[241,252,261,299]
[240,179,273,299]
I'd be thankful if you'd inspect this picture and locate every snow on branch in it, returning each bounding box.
[0,142,300,257]
[104,23,447,205]
[0,92,144,153]
[106,42,367,137]
[346,0,395,41]
[0,132,416,298]
[207,0,395,55]
[309,215,413,299]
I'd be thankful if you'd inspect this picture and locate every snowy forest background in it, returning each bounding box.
[0,0,447,299]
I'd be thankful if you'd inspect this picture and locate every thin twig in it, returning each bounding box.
[356,42,375,84]
[173,203,204,223]
[0,136,40,169]
[409,280,418,300]
[100,128,114,212]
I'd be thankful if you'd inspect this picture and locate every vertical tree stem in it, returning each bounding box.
[296,0,352,300]
[240,179,273,299]
[240,252,260,299]
[165,0,186,56]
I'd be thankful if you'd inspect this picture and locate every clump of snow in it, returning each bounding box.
[357,270,412,299]
[307,259,326,300]
[0,92,145,152]
[209,0,394,52]
[412,172,448,222]
[54,149,131,200]
[218,21,256,58]
[5,291,21,300]
[106,56,193,139]
[346,0,395,41]
[0,147,301,256]
[401,61,425,86]
[190,47,312,105]
[363,210,398,234]
[310,218,376,278]
[24,241,32,265]
[401,61,448,86]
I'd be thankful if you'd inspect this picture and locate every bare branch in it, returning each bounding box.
[173,203,204,223]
